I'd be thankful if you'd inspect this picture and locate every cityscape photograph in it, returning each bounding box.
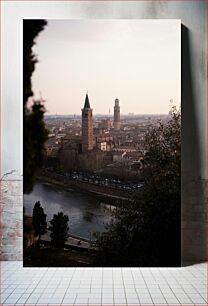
[23,19,181,267]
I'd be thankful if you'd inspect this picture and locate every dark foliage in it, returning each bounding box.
[24,101,48,193]
[23,20,48,193]
[23,20,47,104]
[95,107,181,266]
[32,201,47,244]
[49,212,69,249]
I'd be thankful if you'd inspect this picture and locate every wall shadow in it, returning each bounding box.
[181,24,207,265]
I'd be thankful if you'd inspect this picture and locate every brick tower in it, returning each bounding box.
[82,93,94,152]
[114,98,120,130]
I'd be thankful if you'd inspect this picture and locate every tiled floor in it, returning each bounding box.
[0,261,207,305]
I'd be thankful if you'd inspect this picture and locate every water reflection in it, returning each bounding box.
[24,182,113,239]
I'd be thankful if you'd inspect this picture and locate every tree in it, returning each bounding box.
[49,212,69,249]
[24,101,48,193]
[95,107,181,266]
[23,20,48,194]
[32,201,47,245]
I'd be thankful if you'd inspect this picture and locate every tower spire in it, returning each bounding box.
[84,92,90,108]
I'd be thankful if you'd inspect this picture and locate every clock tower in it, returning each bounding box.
[114,98,121,130]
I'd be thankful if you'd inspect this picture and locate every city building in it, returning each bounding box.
[113,145,137,153]
[82,93,94,152]
[114,98,121,130]
[44,93,163,178]
[97,142,107,151]
[98,119,111,131]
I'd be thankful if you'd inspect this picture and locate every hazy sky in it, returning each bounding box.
[32,19,180,115]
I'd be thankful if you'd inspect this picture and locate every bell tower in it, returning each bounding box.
[82,93,94,152]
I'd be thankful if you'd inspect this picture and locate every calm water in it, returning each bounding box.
[24,182,114,240]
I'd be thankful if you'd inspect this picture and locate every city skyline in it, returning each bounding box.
[32,19,181,115]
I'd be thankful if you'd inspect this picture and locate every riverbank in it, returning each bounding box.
[40,232,97,252]
[37,173,133,204]
[24,214,96,252]
[24,246,95,267]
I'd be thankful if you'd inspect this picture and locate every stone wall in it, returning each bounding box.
[0,179,23,260]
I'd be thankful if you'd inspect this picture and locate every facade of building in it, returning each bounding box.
[97,142,107,151]
[82,93,94,152]
[98,119,111,131]
[114,98,121,130]
[113,146,136,153]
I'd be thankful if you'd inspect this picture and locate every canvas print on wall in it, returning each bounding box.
[23,19,181,267]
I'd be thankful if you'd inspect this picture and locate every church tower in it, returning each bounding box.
[114,98,120,130]
[82,93,94,152]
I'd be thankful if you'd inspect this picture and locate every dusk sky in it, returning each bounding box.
[32,19,180,115]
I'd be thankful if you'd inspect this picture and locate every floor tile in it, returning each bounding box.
[75,297,89,304]
[0,261,207,306]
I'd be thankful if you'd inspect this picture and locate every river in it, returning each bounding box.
[24,182,114,240]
